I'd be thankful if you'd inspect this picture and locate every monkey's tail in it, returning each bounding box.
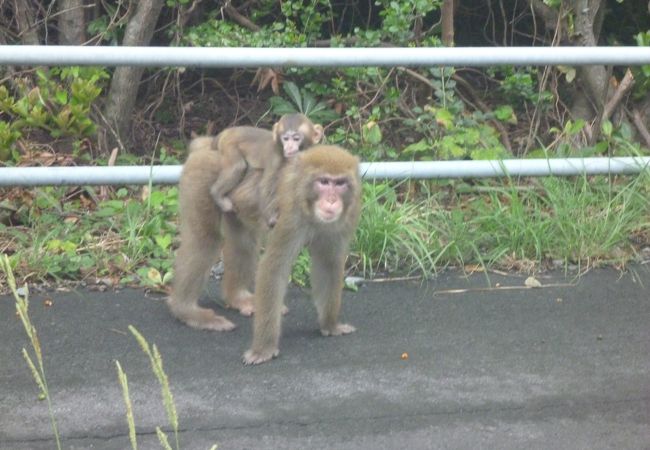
[188,136,216,153]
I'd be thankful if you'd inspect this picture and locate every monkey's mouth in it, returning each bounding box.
[316,209,341,223]
[285,149,300,158]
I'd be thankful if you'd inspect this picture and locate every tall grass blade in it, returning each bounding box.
[156,427,173,450]
[128,325,180,450]
[1,254,62,450]
[116,361,138,450]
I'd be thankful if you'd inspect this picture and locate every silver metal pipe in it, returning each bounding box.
[1,158,647,186]
[1,46,649,67]
[360,157,650,179]
[0,165,182,186]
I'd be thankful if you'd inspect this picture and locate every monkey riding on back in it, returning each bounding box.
[168,116,361,365]
[168,114,324,329]
[191,113,323,226]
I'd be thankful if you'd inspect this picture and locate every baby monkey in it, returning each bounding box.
[203,113,323,226]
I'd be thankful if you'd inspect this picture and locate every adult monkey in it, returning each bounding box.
[192,113,323,226]
[167,115,323,330]
[243,144,362,365]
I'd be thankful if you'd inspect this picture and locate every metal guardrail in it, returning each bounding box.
[0,158,648,186]
[1,45,649,185]
[1,45,649,67]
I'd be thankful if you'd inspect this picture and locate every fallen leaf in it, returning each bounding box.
[464,264,484,273]
[524,276,542,288]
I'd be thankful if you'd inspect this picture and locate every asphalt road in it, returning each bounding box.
[1,267,649,449]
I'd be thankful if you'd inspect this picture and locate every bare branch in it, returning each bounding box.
[602,69,635,124]
[224,3,260,32]
[630,108,650,149]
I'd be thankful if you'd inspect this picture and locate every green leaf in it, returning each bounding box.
[641,65,650,78]
[283,82,303,111]
[601,120,613,138]
[403,139,431,156]
[557,65,576,83]
[565,119,585,136]
[147,268,163,285]
[435,108,454,129]
[440,135,465,159]
[162,271,174,285]
[155,235,172,251]
[494,105,517,124]
[470,147,506,160]
[362,121,383,145]
[269,96,298,115]
[301,90,316,114]
[35,69,48,82]
[55,90,68,105]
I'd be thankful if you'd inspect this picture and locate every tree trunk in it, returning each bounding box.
[14,0,40,45]
[440,0,455,46]
[570,0,608,137]
[58,0,87,45]
[101,0,165,153]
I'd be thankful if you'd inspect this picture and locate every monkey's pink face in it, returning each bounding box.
[281,132,304,158]
[313,176,349,223]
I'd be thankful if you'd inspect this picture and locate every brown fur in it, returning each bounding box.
[167,116,323,331]
[167,139,263,330]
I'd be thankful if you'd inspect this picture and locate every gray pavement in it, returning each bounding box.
[1,267,649,449]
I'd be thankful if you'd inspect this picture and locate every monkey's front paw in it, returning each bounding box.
[216,197,234,212]
[242,348,279,365]
[267,213,278,228]
[321,323,356,336]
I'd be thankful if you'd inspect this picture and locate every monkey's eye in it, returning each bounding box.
[282,133,303,142]
[317,177,331,186]
[334,179,348,187]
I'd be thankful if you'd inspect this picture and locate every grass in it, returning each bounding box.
[1,172,648,290]
[2,253,211,449]
[468,174,649,269]
[353,173,649,277]
[1,254,62,450]
[116,360,138,450]
[128,325,180,450]
[354,181,439,276]
[0,185,178,288]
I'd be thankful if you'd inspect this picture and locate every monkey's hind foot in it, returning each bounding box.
[226,290,255,316]
[320,323,356,336]
[242,347,279,365]
[168,301,236,331]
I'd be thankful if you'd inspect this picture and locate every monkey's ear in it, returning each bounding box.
[312,124,324,144]
[272,122,281,141]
